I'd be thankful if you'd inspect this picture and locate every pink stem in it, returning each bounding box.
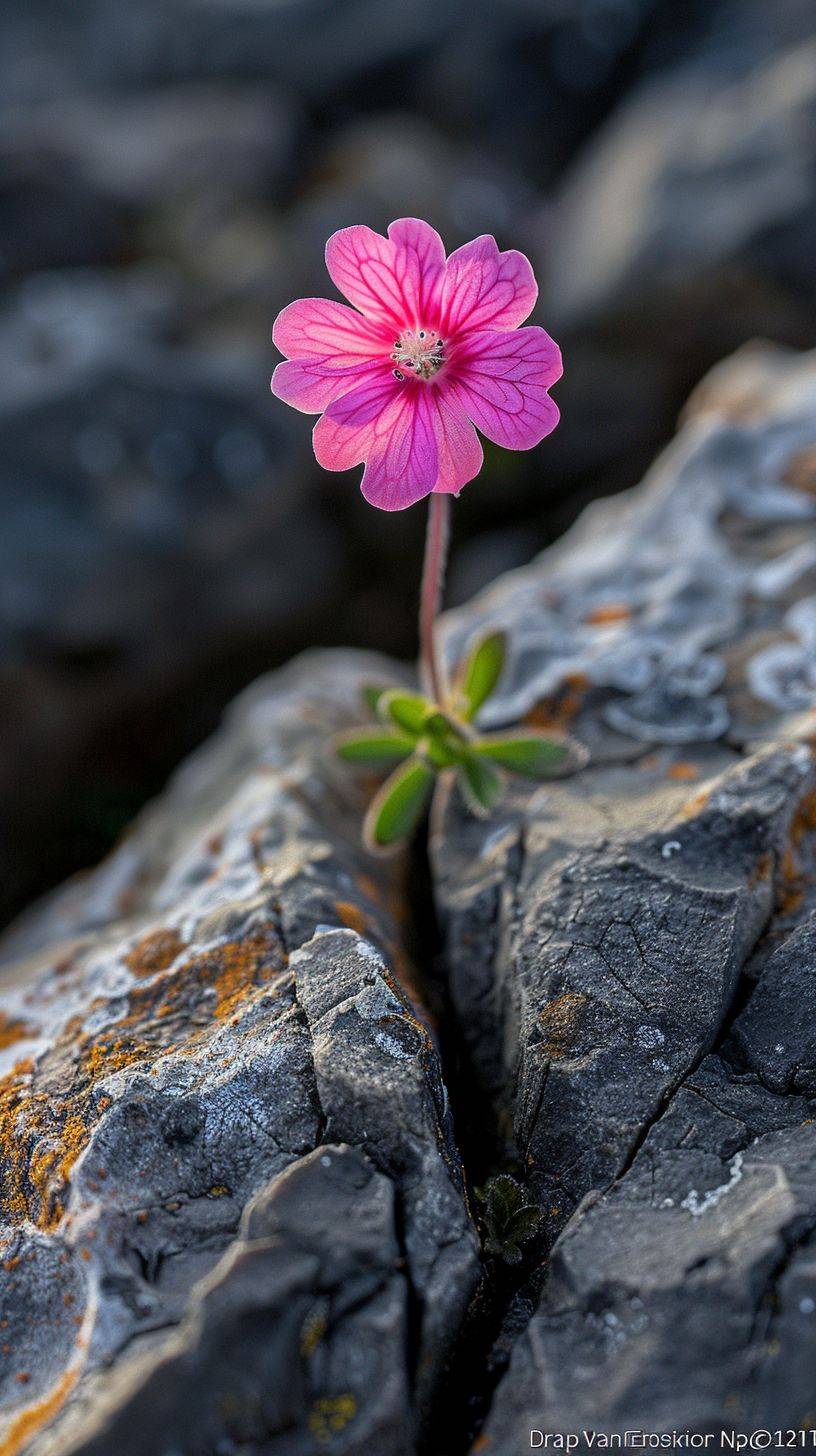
[419,492,451,705]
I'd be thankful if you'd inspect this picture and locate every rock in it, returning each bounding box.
[544,38,816,344]
[538,33,816,494]
[0,652,479,1454]
[2,344,816,1451]
[432,343,816,1443]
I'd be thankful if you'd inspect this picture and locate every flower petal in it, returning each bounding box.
[272,297,389,365]
[271,357,383,414]
[440,236,538,334]
[360,387,439,512]
[387,217,446,326]
[429,389,483,496]
[314,369,408,471]
[449,327,562,450]
[325,225,407,329]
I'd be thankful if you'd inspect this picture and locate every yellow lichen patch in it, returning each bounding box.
[0,1015,37,1051]
[124,928,186,979]
[27,1114,88,1233]
[0,1061,40,1224]
[539,992,587,1060]
[308,1394,357,1442]
[525,673,588,733]
[0,929,285,1232]
[121,930,284,1030]
[584,602,631,627]
[205,934,286,1020]
[0,1018,159,1231]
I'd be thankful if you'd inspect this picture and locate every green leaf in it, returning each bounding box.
[361,683,391,715]
[363,757,435,852]
[378,690,433,736]
[458,752,505,817]
[335,729,416,767]
[505,1206,545,1243]
[474,732,571,778]
[460,632,506,720]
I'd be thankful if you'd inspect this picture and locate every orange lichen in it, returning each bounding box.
[584,602,631,627]
[783,445,816,497]
[124,928,186,979]
[0,1366,80,1456]
[525,673,588,733]
[0,1016,37,1052]
[0,925,287,1233]
[26,1114,91,1234]
[678,787,712,821]
[666,761,701,782]
[539,992,587,1060]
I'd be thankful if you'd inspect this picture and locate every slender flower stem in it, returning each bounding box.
[419,492,451,705]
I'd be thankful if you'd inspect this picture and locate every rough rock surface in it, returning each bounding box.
[3,345,816,1453]
[0,652,479,1455]
[434,344,816,1445]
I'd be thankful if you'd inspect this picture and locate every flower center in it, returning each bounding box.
[391,328,445,382]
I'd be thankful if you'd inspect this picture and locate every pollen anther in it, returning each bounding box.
[390,327,446,381]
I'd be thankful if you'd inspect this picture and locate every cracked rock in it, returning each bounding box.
[0,651,479,1454]
[433,344,816,1445]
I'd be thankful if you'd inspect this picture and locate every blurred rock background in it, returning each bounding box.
[1,0,815,925]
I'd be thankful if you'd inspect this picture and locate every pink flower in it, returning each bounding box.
[271,218,562,511]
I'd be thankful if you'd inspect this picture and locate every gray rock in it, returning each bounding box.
[544,39,816,342]
[0,652,479,1454]
[432,344,816,1445]
[5,344,816,1453]
[535,29,816,497]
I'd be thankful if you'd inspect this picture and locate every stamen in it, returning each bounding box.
[390,327,446,381]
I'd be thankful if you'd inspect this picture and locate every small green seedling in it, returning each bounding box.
[336,632,578,852]
[475,1173,544,1266]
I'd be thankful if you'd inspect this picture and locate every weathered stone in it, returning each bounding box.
[4,344,816,1452]
[0,652,479,1454]
[432,344,816,1446]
